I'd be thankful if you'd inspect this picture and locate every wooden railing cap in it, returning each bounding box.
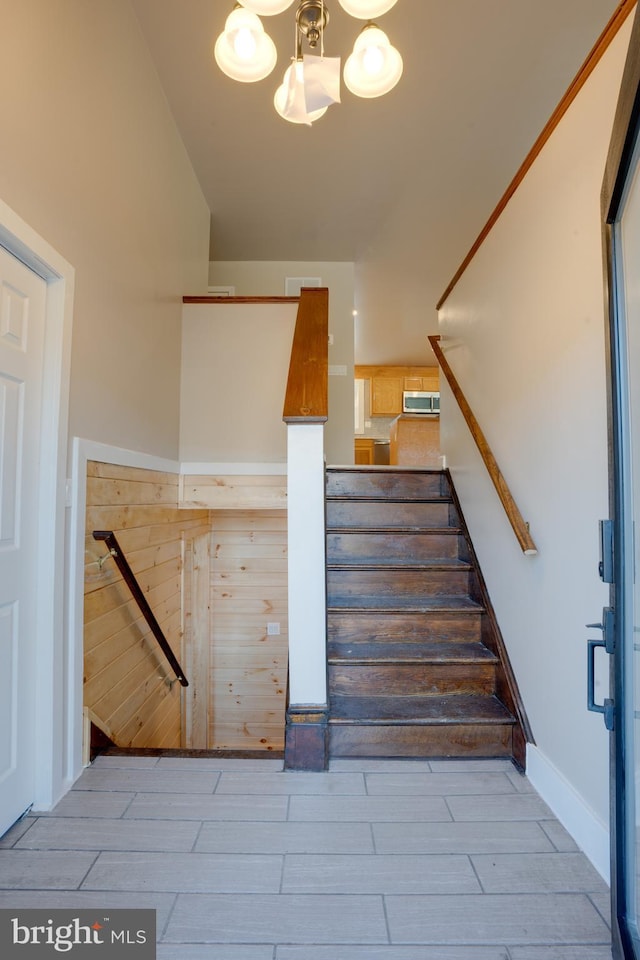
[283,288,329,424]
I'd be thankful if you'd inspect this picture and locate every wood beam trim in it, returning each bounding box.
[183,296,299,304]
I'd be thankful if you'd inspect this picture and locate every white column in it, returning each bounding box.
[287,422,327,706]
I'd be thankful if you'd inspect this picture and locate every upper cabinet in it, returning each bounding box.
[371,376,403,415]
[355,365,440,417]
[404,373,439,392]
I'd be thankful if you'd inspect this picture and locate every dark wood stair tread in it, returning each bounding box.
[328,559,471,571]
[327,526,461,534]
[328,595,484,612]
[328,640,498,664]
[327,496,453,504]
[329,694,515,725]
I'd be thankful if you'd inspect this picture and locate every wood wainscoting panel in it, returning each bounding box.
[181,531,211,749]
[84,461,209,749]
[180,474,287,511]
[209,510,288,751]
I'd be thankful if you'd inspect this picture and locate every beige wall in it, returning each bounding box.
[209,261,355,464]
[180,302,297,464]
[0,0,210,459]
[438,19,632,874]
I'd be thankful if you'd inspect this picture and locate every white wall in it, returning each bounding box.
[0,0,210,459]
[180,302,297,464]
[209,261,355,464]
[438,20,632,873]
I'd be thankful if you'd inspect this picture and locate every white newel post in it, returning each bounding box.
[287,422,327,704]
[285,421,328,768]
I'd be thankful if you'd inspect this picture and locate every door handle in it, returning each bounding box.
[587,609,614,731]
[587,639,613,730]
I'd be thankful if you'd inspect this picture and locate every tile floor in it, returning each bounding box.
[0,755,612,959]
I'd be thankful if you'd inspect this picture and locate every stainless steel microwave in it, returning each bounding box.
[402,391,440,414]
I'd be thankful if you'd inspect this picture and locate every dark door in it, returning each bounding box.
[603,10,640,957]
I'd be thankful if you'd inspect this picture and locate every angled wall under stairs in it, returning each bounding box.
[325,467,531,768]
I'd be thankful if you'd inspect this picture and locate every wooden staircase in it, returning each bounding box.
[326,467,528,767]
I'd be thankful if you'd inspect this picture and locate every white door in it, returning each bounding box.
[0,247,46,833]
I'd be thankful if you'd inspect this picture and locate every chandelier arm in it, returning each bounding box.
[296,15,303,60]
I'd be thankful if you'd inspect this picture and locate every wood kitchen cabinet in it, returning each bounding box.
[371,376,403,415]
[354,438,375,464]
[404,374,439,392]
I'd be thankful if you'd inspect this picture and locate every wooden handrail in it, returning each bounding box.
[437,0,636,310]
[92,530,189,686]
[283,287,329,423]
[183,296,298,304]
[428,336,537,556]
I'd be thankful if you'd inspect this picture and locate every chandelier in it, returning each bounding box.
[214,0,402,125]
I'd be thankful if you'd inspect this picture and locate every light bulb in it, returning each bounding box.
[338,0,398,18]
[233,26,257,60]
[274,62,328,125]
[344,24,402,98]
[240,0,295,13]
[362,43,384,75]
[214,7,277,83]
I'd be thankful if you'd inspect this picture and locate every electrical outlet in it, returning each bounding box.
[267,622,280,636]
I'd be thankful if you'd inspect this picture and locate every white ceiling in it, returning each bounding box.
[132,0,623,363]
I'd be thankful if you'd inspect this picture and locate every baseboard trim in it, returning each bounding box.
[526,743,610,883]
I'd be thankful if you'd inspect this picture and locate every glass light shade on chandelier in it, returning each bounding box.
[274,61,329,124]
[240,0,296,14]
[337,0,398,17]
[343,23,402,98]
[214,7,277,82]
[214,0,404,122]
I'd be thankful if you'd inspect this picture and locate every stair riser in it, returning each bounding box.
[321,468,523,768]
[327,501,453,529]
[329,663,497,697]
[327,532,461,563]
[328,569,472,599]
[327,471,447,500]
[328,724,513,758]
[328,612,483,644]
